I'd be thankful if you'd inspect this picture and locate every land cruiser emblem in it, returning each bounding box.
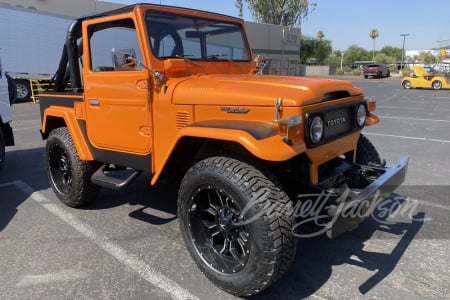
[220,107,250,114]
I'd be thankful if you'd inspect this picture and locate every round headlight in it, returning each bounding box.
[309,115,324,144]
[356,104,366,127]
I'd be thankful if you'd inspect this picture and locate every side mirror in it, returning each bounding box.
[112,48,137,71]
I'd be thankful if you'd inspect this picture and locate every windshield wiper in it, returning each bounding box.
[207,54,243,72]
[175,55,207,73]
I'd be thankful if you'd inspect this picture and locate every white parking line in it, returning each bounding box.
[1,181,199,300]
[407,197,450,211]
[378,115,450,123]
[377,106,450,111]
[364,132,450,143]
[398,100,449,104]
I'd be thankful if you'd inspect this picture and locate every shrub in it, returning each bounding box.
[342,66,352,72]
[336,69,345,75]
[352,69,361,76]
[401,68,411,77]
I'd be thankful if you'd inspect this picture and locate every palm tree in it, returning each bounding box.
[316,30,324,41]
[369,29,379,61]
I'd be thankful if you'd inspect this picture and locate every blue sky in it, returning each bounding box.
[108,0,450,51]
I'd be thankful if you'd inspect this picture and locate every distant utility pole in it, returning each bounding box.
[400,33,410,71]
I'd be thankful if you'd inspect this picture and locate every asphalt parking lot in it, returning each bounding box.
[1,76,449,299]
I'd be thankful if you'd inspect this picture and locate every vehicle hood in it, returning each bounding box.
[171,74,363,107]
[413,66,428,77]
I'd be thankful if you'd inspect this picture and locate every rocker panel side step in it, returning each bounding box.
[91,165,141,190]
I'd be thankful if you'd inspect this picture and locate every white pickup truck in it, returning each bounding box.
[0,52,15,168]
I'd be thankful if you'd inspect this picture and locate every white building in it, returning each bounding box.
[0,0,301,75]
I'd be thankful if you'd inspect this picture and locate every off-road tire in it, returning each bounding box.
[45,127,101,207]
[0,128,5,169]
[356,134,381,165]
[178,156,297,296]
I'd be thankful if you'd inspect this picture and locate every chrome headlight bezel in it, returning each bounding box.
[356,104,367,128]
[309,115,324,144]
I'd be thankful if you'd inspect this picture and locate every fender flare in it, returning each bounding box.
[41,106,93,160]
[151,120,306,185]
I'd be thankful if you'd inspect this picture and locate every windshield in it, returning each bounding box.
[145,11,251,61]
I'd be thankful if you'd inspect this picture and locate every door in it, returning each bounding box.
[83,18,152,154]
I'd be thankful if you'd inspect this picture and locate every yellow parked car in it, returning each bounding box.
[402,66,450,90]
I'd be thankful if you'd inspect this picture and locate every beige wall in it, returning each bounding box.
[0,0,124,17]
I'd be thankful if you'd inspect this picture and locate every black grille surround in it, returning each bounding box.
[304,101,366,148]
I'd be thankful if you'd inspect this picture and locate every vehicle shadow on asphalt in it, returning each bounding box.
[251,195,425,299]
[88,173,178,225]
[81,177,426,299]
[0,147,49,232]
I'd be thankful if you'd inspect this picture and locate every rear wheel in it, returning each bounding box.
[15,79,31,102]
[46,127,101,207]
[178,156,296,296]
[432,80,442,90]
[402,80,412,89]
[356,134,381,165]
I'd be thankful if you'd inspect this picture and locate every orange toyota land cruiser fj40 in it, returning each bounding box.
[39,4,408,296]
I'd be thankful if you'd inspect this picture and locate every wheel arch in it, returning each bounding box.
[41,107,93,160]
[151,122,307,185]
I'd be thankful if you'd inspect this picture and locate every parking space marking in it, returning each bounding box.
[398,100,450,105]
[3,180,199,300]
[377,106,450,111]
[407,197,450,211]
[378,115,450,123]
[364,132,450,143]
[16,270,89,287]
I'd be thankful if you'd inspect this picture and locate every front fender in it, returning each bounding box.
[41,106,93,160]
[150,120,307,185]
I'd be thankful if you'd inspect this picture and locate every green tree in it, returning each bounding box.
[299,36,332,64]
[418,51,439,64]
[299,36,316,64]
[344,45,371,64]
[373,53,395,64]
[380,46,403,60]
[235,0,316,26]
[316,30,324,41]
[369,29,379,61]
[315,39,332,63]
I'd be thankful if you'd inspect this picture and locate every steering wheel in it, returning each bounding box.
[151,25,184,57]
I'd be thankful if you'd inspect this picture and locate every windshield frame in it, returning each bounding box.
[144,10,252,62]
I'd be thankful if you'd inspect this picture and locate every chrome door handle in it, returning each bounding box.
[89,99,100,106]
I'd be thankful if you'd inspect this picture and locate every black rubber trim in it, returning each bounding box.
[189,120,277,141]
[39,94,83,123]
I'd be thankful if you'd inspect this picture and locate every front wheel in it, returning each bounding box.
[356,134,382,165]
[46,127,101,207]
[402,80,412,89]
[432,80,442,90]
[178,156,296,296]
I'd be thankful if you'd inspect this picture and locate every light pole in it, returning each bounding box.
[340,52,344,70]
[400,33,410,71]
